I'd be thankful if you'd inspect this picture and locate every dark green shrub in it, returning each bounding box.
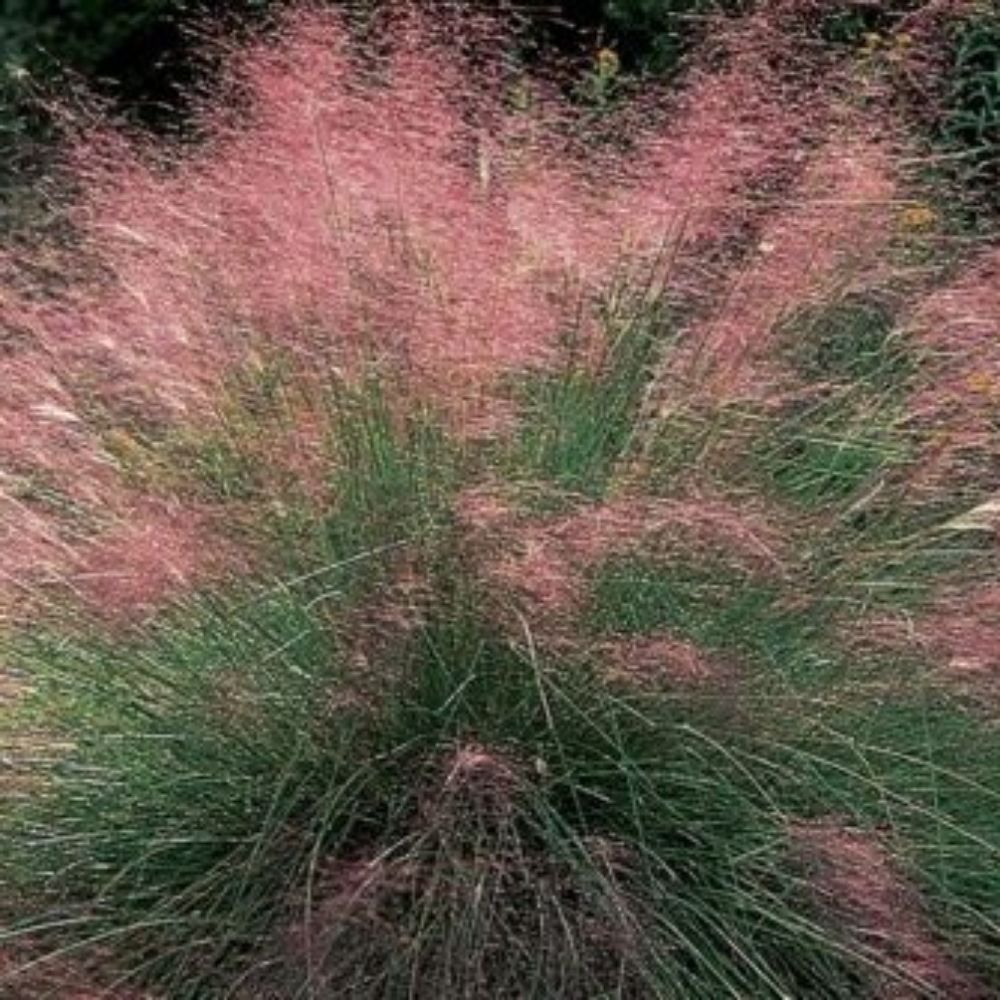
[818,2,905,47]
[603,0,744,75]
[939,13,1000,204]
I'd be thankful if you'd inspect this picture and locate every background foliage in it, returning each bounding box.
[939,11,1000,205]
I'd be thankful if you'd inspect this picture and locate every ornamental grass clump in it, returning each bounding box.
[0,580,933,997]
[2,2,1000,997]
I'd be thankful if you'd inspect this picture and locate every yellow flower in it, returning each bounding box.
[861,32,883,52]
[596,47,620,79]
[899,203,938,231]
[966,371,997,397]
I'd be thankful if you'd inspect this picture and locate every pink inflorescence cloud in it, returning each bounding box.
[0,0,984,629]
[457,485,785,632]
[908,247,1000,493]
[794,819,987,997]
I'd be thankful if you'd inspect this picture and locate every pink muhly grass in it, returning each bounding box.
[594,632,727,687]
[678,137,901,400]
[848,575,1000,705]
[37,9,581,418]
[600,12,816,251]
[0,2,855,625]
[793,819,987,997]
[904,584,1000,699]
[907,247,1000,491]
[0,343,242,623]
[0,493,84,627]
[71,499,246,624]
[0,348,113,496]
[0,2,970,628]
[544,494,788,570]
[0,483,241,626]
[3,4,859,428]
[0,951,147,1000]
[457,485,786,623]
